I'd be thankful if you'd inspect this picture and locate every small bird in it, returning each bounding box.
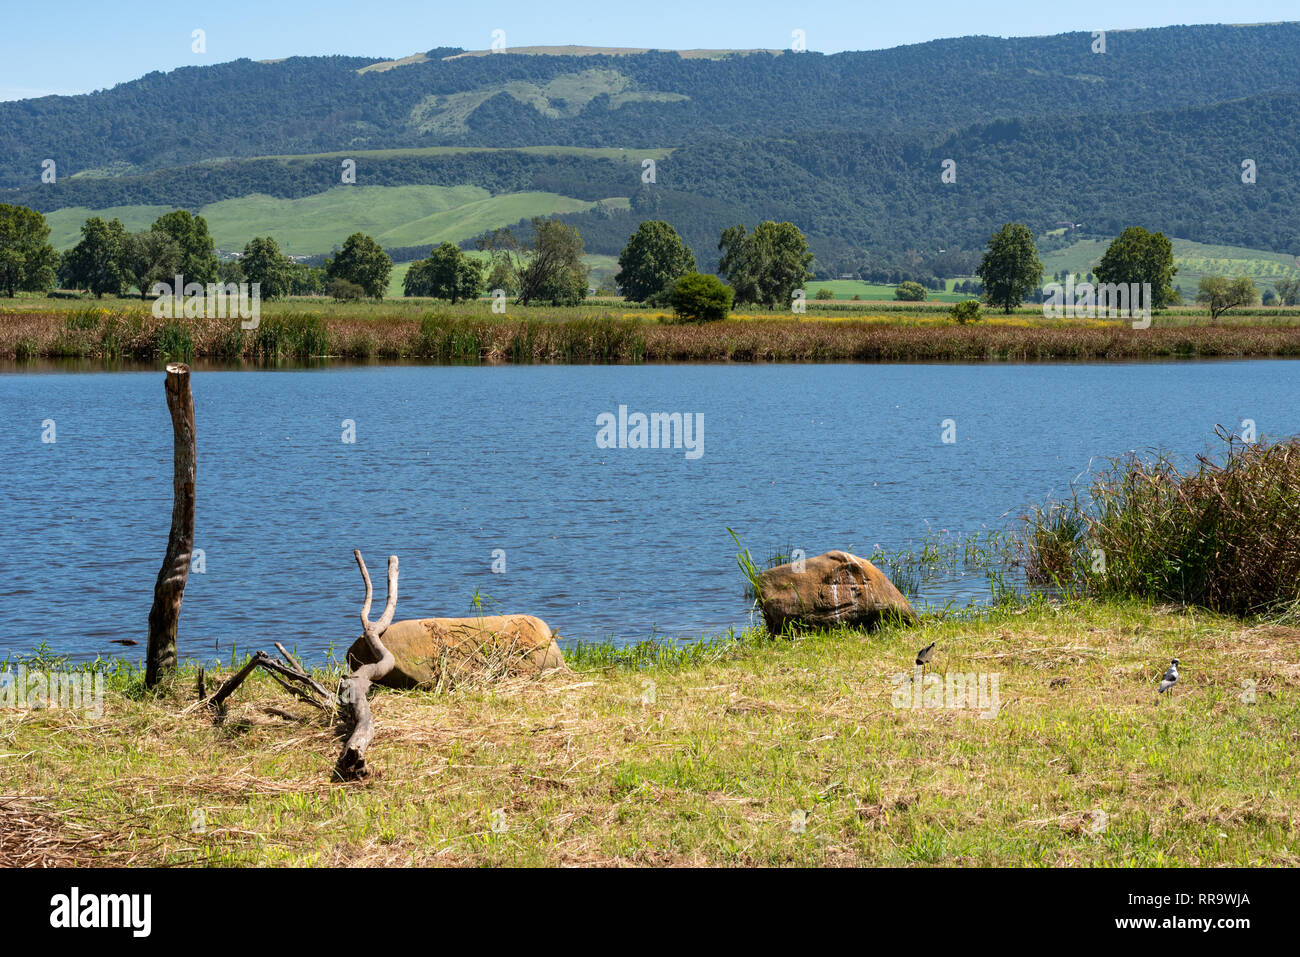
[915,641,936,674]
[1158,658,1179,696]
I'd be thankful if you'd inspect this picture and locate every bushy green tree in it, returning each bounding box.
[1274,277,1300,306]
[152,210,218,285]
[60,216,127,297]
[1094,227,1178,311]
[485,258,518,297]
[0,204,58,297]
[976,223,1042,313]
[404,243,485,302]
[288,263,326,296]
[325,233,393,299]
[327,277,366,301]
[1196,275,1257,321]
[668,272,733,322]
[895,280,927,301]
[516,219,588,306]
[717,221,814,308]
[119,230,181,299]
[951,299,983,323]
[615,220,696,303]
[240,236,295,300]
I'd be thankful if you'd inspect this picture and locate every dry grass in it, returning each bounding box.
[2,599,1297,866]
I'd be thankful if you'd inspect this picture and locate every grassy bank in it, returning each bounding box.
[2,597,1296,866]
[7,306,1300,364]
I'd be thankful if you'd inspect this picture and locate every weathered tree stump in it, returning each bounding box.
[146,362,195,688]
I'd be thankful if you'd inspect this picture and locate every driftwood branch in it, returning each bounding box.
[200,651,333,715]
[146,363,196,688]
[335,550,399,781]
[187,549,399,781]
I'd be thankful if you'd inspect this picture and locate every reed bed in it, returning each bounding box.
[7,307,1300,364]
[1022,431,1300,615]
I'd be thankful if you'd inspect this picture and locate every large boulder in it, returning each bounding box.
[347,615,564,689]
[757,550,917,634]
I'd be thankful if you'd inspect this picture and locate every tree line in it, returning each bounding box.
[2,202,1284,325]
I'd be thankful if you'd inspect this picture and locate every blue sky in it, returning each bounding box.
[2,1,1295,100]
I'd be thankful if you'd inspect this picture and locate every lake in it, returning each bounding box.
[1,360,1295,664]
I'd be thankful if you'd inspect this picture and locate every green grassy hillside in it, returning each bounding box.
[43,185,610,257]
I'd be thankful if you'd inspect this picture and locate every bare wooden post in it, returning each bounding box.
[335,550,398,780]
[146,362,196,688]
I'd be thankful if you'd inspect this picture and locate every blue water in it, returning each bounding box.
[0,360,1294,663]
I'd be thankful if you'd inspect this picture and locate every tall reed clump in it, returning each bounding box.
[252,314,329,361]
[415,315,488,363]
[1022,430,1300,615]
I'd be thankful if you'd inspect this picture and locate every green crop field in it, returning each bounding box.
[1041,237,1300,300]
[802,279,969,303]
[43,185,617,258]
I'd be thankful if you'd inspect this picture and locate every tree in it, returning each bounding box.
[119,230,181,299]
[895,281,927,301]
[403,242,485,302]
[0,204,58,297]
[485,258,518,297]
[976,223,1042,313]
[668,272,733,322]
[240,236,294,300]
[325,233,393,299]
[1094,227,1178,311]
[1196,276,1257,322]
[1274,277,1300,306]
[288,263,326,296]
[615,220,696,303]
[327,277,367,301]
[152,210,218,285]
[951,299,983,323]
[60,216,127,297]
[717,221,813,308]
[516,219,588,306]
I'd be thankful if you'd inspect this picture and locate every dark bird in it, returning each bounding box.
[915,641,936,674]
[1158,658,1179,695]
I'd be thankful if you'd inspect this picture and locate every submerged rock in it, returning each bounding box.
[347,615,564,688]
[757,550,917,634]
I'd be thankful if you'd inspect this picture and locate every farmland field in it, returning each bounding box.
[43,185,612,258]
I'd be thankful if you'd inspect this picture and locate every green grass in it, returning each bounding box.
[43,186,612,258]
[407,69,688,136]
[803,279,971,303]
[2,596,1296,865]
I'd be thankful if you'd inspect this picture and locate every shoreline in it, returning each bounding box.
[7,308,1300,365]
[3,595,1296,866]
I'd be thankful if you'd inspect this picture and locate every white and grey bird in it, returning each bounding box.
[1158,658,1179,695]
